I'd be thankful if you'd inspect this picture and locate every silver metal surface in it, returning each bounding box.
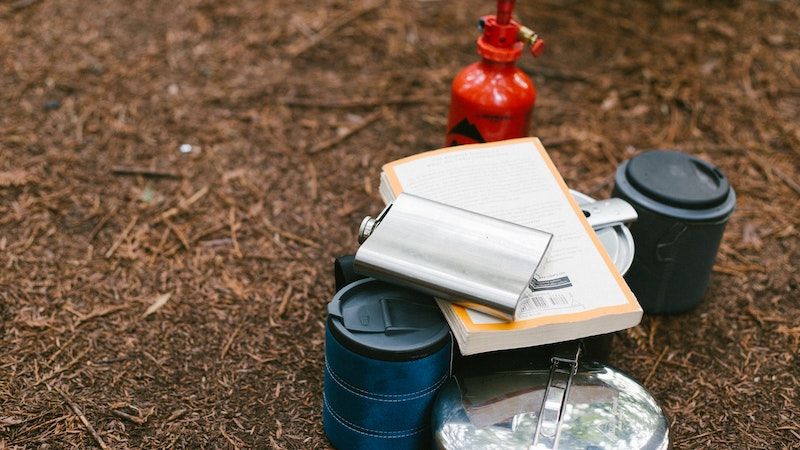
[582,198,638,229]
[358,217,376,244]
[354,193,553,321]
[572,191,636,276]
[432,363,670,450]
[358,204,392,244]
[532,345,582,449]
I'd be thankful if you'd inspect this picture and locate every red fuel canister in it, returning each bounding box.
[446,0,544,146]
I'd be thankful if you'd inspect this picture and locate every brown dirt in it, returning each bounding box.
[1,0,799,448]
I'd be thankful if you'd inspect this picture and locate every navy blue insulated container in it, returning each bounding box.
[323,278,451,449]
[613,150,736,314]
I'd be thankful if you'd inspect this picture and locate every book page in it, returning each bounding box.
[383,139,638,325]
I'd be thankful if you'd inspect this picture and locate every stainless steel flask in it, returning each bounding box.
[354,193,553,321]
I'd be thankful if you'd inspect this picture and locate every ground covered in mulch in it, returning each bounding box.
[1,0,799,448]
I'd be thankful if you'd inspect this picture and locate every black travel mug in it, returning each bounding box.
[613,150,736,314]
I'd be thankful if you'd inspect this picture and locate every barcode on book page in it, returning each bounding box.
[528,293,571,308]
[517,290,582,319]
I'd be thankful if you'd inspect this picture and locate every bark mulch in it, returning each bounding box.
[1,0,798,448]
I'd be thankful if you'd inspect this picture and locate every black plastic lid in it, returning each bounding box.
[327,278,450,362]
[626,150,729,208]
[616,150,736,222]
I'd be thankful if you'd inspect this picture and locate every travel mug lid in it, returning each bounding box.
[327,278,450,361]
[616,150,736,222]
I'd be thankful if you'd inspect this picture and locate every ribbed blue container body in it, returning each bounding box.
[322,327,451,449]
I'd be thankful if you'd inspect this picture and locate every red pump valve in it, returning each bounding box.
[475,1,545,62]
[530,39,545,57]
[516,23,544,59]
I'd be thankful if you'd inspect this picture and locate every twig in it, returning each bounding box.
[220,326,241,359]
[220,423,243,449]
[148,227,171,265]
[675,428,721,445]
[644,346,669,385]
[89,206,118,241]
[280,96,433,108]
[154,186,209,225]
[308,109,384,154]
[647,317,660,350]
[287,0,383,57]
[105,215,139,258]
[190,223,228,243]
[161,223,227,257]
[745,152,776,183]
[229,208,243,258]
[47,333,80,364]
[54,386,110,450]
[11,223,41,253]
[163,217,191,251]
[277,286,293,318]
[166,408,187,422]
[111,409,147,425]
[69,304,129,327]
[773,167,800,197]
[111,165,181,179]
[262,218,320,248]
[38,347,91,385]
[307,162,318,200]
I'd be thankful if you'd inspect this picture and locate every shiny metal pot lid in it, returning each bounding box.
[571,190,635,276]
[433,362,669,450]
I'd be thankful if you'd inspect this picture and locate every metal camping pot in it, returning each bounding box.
[432,353,670,450]
[572,190,635,276]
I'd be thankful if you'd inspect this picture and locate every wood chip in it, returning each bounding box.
[0,169,33,187]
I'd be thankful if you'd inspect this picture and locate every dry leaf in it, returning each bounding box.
[142,293,172,318]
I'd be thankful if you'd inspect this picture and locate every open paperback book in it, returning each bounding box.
[379,137,642,355]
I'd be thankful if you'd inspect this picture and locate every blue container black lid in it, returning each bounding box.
[327,278,450,361]
[615,150,736,222]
